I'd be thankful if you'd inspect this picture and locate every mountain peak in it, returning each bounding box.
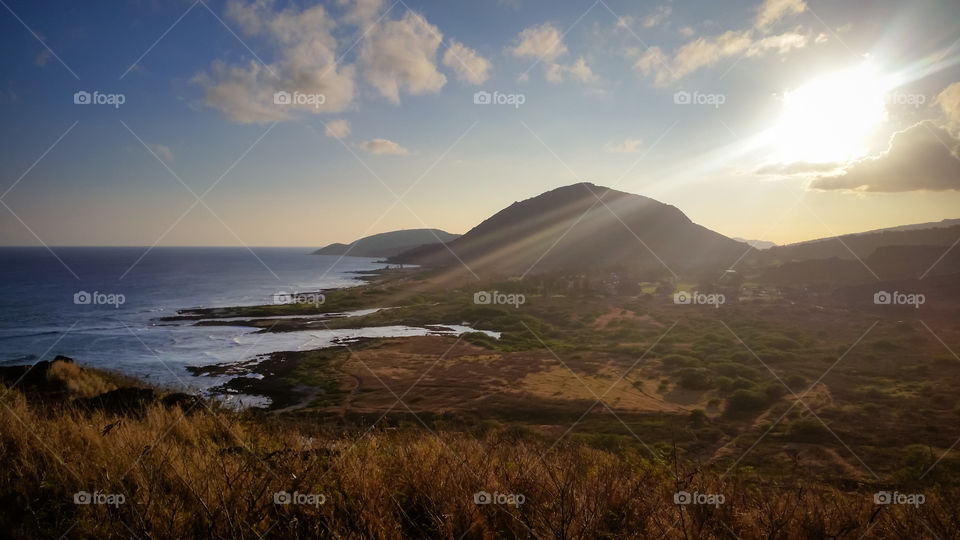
[392,184,744,275]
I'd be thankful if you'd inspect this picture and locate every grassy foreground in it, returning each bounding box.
[1,361,957,539]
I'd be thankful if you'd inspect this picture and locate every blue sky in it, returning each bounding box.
[1,0,959,247]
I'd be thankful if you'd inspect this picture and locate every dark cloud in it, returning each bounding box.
[809,121,960,192]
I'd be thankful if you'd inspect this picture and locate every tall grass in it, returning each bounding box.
[1,378,957,538]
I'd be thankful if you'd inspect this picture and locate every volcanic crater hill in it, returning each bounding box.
[390,183,749,276]
[313,228,460,258]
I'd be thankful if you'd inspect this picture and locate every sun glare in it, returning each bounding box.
[771,62,888,163]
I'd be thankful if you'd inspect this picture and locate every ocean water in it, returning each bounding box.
[0,247,397,392]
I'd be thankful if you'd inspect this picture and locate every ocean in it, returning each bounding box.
[0,247,396,394]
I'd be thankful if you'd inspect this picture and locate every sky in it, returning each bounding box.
[1,0,959,248]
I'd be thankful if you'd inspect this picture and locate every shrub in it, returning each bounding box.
[725,389,768,417]
[785,417,830,443]
[712,362,760,380]
[688,409,708,427]
[661,354,700,370]
[714,376,734,393]
[784,374,807,391]
[675,368,714,391]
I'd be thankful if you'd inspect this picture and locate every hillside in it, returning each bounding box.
[391,183,748,276]
[758,222,960,263]
[314,229,459,258]
[758,245,960,285]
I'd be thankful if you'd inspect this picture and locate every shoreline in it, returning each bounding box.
[158,265,499,410]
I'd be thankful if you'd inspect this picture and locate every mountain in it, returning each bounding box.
[391,183,748,276]
[859,218,960,234]
[313,229,460,258]
[735,238,777,250]
[756,222,960,263]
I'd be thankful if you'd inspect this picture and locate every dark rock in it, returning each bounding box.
[160,392,205,414]
[76,387,156,416]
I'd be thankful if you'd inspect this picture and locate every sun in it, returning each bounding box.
[770,62,888,163]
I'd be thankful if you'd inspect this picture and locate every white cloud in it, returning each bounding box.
[443,40,492,85]
[566,57,596,82]
[615,16,635,30]
[633,27,812,86]
[198,1,464,120]
[747,30,809,55]
[223,0,271,34]
[338,0,385,25]
[605,138,644,153]
[754,160,844,176]
[642,5,671,28]
[509,23,567,62]
[678,26,695,38]
[509,24,596,84]
[809,122,960,192]
[148,143,174,162]
[545,57,597,84]
[360,11,447,103]
[325,119,351,138]
[360,138,409,155]
[631,0,812,85]
[545,63,563,83]
[754,0,807,31]
[196,1,355,123]
[937,81,960,134]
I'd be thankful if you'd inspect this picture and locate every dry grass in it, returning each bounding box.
[2,378,959,539]
[45,360,117,398]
